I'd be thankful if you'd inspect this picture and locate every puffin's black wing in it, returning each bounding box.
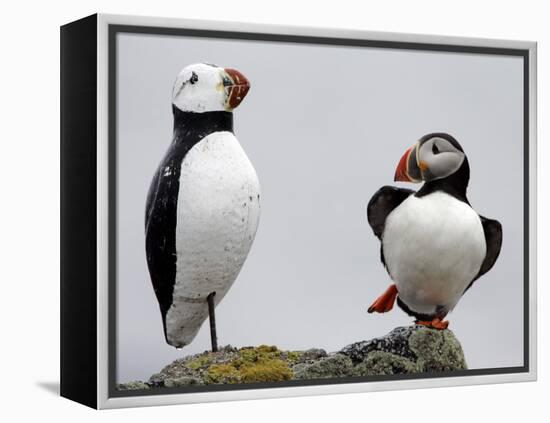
[464,216,503,292]
[367,186,415,271]
[367,185,415,239]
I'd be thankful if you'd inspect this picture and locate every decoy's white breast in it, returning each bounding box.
[165,131,260,346]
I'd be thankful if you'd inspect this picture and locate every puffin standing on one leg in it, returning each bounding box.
[145,63,260,349]
[366,133,502,329]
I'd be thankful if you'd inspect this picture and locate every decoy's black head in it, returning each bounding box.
[172,63,250,113]
[394,133,469,186]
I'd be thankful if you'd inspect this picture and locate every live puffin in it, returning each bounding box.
[145,63,260,349]
[366,133,502,329]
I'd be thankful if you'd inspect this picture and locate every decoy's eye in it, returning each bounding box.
[189,72,198,84]
[432,143,440,155]
[222,75,232,87]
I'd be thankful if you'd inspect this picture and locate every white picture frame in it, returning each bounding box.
[60,13,537,409]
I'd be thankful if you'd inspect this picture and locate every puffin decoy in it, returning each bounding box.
[145,63,260,349]
[366,133,502,329]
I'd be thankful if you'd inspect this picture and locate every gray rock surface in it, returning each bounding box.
[117,325,467,390]
[340,325,467,373]
[293,354,356,379]
[117,381,150,391]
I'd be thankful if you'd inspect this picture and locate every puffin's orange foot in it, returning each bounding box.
[368,284,398,314]
[415,317,449,330]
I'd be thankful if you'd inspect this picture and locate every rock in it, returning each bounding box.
[147,345,293,387]
[293,354,356,379]
[148,372,166,387]
[341,326,418,363]
[407,326,467,372]
[117,381,150,390]
[118,326,467,390]
[300,348,328,361]
[163,376,202,387]
[341,325,467,373]
[354,351,419,375]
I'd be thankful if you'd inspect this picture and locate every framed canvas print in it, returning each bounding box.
[60,13,537,409]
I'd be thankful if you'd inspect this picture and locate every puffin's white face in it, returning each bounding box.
[172,63,250,113]
[394,134,466,183]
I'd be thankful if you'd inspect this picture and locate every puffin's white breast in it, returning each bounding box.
[382,191,486,315]
[166,131,260,346]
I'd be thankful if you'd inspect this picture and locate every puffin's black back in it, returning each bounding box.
[145,108,233,340]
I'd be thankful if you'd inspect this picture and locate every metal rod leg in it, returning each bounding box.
[207,292,218,352]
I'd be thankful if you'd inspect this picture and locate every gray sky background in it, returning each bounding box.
[116,32,524,383]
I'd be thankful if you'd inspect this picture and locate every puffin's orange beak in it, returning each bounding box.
[394,146,414,182]
[223,68,250,109]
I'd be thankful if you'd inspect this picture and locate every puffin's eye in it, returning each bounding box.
[189,72,198,84]
[432,143,440,155]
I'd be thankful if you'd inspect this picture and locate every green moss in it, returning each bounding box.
[186,355,212,370]
[201,345,293,384]
[255,345,278,353]
[237,348,260,363]
[240,359,293,383]
[237,345,281,363]
[205,364,241,384]
[283,350,303,364]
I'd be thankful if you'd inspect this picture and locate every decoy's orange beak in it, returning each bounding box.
[223,68,250,109]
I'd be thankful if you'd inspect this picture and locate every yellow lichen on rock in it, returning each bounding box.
[204,363,241,384]
[240,359,293,383]
[185,354,212,370]
[202,345,293,384]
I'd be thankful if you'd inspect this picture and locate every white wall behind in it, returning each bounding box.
[0,0,547,422]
